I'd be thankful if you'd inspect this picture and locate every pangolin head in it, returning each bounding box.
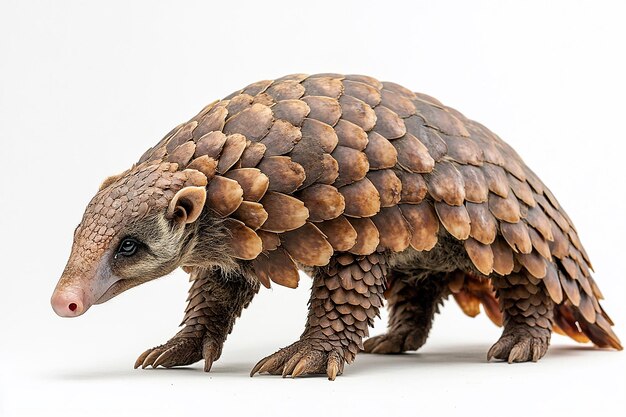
[51,161,209,317]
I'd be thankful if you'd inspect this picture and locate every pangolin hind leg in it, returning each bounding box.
[135,267,259,371]
[363,271,449,354]
[488,271,554,363]
[250,254,386,380]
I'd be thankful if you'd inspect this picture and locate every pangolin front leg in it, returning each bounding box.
[135,267,259,371]
[488,271,554,363]
[364,272,448,354]
[250,254,386,380]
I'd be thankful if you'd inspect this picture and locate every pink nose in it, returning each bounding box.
[51,288,86,317]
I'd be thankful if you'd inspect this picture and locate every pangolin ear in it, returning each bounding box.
[167,186,207,224]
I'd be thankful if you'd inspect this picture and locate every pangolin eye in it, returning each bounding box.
[117,238,139,257]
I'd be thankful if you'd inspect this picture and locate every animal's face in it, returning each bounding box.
[51,162,208,317]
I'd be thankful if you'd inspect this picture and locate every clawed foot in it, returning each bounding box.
[250,339,345,380]
[134,336,221,372]
[363,329,427,354]
[488,328,550,363]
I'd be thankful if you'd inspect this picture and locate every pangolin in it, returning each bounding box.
[51,73,622,380]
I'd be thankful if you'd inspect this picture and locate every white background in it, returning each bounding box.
[1,1,625,416]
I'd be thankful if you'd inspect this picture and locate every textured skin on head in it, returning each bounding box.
[63,162,207,282]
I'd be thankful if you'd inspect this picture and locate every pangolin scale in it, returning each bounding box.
[51,73,621,380]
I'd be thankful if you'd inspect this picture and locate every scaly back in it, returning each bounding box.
[134,73,619,349]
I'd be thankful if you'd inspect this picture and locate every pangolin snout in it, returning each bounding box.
[51,287,87,317]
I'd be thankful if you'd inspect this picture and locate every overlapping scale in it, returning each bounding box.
[187,156,218,181]
[224,168,269,202]
[271,99,310,126]
[223,218,263,260]
[395,171,427,204]
[371,206,411,252]
[394,133,435,173]
[317,216,357,252]
[400,202,439,251]
[223,103,272,141]
[260,120,302,156]
[257,156,306,194]
[334,119,368,151]
[216,134,247,174]
[466,202,498,245]
[338,95,377,131]
[364,132,397,169]
[231,201,268,230]
[339,178,381,218]
[301,96,342,126]
[252,248,299,289]
[380,88,416,117]
[205,176,243,217]
[332,146,369,187]
[259,191,308,233]
[280,222,334,266]
[426,161,465,206]
[342,80,381,107]
[367,170,402,207]
[373,106,406,139]
[301,77,343,98]
[298,184,345,222]
[194,131,227,159]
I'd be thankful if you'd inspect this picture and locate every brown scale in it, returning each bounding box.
[79,73,620,379]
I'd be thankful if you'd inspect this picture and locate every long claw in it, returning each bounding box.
[136,336,206,371]
[153,347,175,368]
[370,339,397,354]
[291,358,308,378]
[282,350,306,377]
[252,340,347,379]
[204,357,214,373]
[489,327,550,364]
[327,352,341,381]
[487,343,501,361]
[258,356,281,375]
[202,342,219,363]
[250,357,269,377]
[135,349,153,369]
[508,341,529,363]
[362,336,380,353]
[488,335,515,361]
[531,342,542,362]
[327,363,339,381]
[142,349,163,369]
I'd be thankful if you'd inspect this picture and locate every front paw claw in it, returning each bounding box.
[251,339,345,380]
[134,337,202,370]
[202,340,221,372]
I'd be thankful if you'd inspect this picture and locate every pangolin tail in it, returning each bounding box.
[448,272,622,350]
[552,302,622,350]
